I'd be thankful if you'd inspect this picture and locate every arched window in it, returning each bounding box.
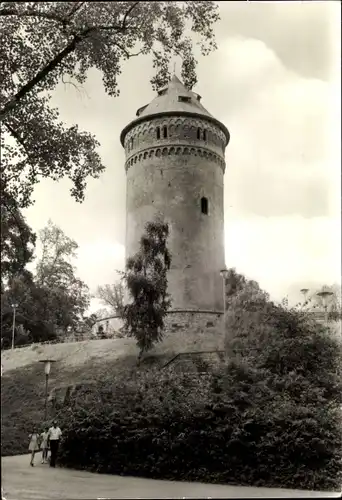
[197,128,201,140]
[156,127,161,139]
[163,125,168,138]
[201,197,208,215]
[203,130,207,141]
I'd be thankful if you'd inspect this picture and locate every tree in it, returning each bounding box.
[0,1,220,208]
[122,218,171,362]
[222,273,342,489]
[96,282,125,317]
[34,220,90,333]
[1,273,58,347]
[224,268,269,310]
[0,191,36,288]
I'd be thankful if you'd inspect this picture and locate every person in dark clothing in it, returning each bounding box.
[47,421,62,467]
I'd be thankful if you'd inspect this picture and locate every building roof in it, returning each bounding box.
[120,75,229,146]
[137,75,213,119]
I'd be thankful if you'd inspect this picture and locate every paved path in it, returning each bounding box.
[2,455,341,500]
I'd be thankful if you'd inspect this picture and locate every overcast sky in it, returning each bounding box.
[24,1,341,312]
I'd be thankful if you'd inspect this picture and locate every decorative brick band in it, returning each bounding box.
[125,145,226,172]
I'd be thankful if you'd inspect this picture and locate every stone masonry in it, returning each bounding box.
[120,75,230,315]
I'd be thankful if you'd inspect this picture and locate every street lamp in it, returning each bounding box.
[11,303,18,350]
[317,289,333,326]
[220,269,230,335]
[300,288,309,308]
[39,359,56,421]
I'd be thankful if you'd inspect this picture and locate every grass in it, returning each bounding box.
[1,327,225,457]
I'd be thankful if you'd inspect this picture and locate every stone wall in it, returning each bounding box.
[124,114,227,312]
[152,310,224,353]
[93,310,224,352]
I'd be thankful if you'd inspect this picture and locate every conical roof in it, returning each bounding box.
[137,75,213,118]
[120,75,229,146]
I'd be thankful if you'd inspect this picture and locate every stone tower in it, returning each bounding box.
[120,75,230,312]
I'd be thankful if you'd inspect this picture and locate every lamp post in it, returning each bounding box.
[39,359,56,422]
[11,303,18,350]
[220,269,230,335]
[300,288,309,308]
[317,290,333,326]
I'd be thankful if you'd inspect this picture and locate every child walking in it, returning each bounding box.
[40,427,49,464]
[28,428,40,467]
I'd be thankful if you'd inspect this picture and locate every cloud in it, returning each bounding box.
[22,2,340,311]
[76,241,125,292]
[225,213,341,302]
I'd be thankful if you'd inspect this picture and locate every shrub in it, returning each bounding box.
[57,360,342,491]
[223,277,342,491]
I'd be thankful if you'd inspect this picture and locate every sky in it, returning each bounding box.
[23,1,341,312]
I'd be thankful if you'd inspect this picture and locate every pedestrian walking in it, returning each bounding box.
[47,421,62,468]
[40,427,49,464]
[28,428,40,467]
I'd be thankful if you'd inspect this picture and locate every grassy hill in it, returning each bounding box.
[1,323,225,457]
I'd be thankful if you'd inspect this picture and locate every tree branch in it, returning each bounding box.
[0,2,140,122]
[0,7,66,24]
[0,29,92,122]
[121,2,140,29]
[65,2,86,21]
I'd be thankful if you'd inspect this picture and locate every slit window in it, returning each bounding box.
[156,127,161,139]
[163,125,168,138]
[197,128,201,140]
[178,96,191,103]
[203,130,207,141]
[201,197,208,215]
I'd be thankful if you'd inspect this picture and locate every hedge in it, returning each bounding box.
[56,364,342,491]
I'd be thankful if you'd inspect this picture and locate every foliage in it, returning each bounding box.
[1,273,58,348]
[34,219,90,333]
[96,282,125,317]
[0,191,36,288]
[123,219,171,360]
[56,361,342,492]
[0,1,220,208]
[1,220,90,347]
[224,268,269,309]
[224,274,342,489]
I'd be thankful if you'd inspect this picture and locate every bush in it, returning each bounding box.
[57,360,342,491]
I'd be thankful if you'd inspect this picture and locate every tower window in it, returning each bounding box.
[178,96,191,103]
[197,128,201,140]
[201,197,208,215]
[203,130,207,141]
[163,125,168,138]
[156,127,161,139]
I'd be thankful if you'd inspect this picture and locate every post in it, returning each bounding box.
[44,373,49,421]
[324,305,328,326]
[220,269,228,336]
[222,275,226,335]
[40,359,55,422]
[11,305,17,350]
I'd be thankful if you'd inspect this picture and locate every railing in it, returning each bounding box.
[162,350,225,369]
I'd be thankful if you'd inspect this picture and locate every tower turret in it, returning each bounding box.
[121,75,230,312]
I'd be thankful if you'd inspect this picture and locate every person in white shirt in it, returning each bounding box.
[40,427,49,464]
[47,421,62,467]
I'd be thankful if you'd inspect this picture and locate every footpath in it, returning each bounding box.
[2,454,341,500]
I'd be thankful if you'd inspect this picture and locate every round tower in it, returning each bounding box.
[121,75,230,312]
